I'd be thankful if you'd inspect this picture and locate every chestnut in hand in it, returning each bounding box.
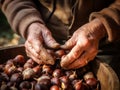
[55,49,65,58]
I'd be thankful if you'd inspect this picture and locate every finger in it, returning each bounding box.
[29,36,43,53]
[25,40,55,65]
[42,31,60,49]
[25,41,39,59]
[67,48,98,69]
[67,54,87,69]
[60,37,76,49]
[26,49,43,64]
[61,42,84,68]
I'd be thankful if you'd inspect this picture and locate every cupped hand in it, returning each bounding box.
[60,18,106,69]
[25,22,60,65]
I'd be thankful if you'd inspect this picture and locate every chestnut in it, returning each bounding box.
[6,59,14,64]
[22,68,35,80]
[26,59,35,65]
[60,76,69,89]
[23,59,35,69]
[51,77,61,86]
[17,67,24,72]
[19,81,31,89]
[85,78,98,89]
[31,81,37,90]
[76,65,90,78]
[13,54,26,66]
[7,81,14,87]
[10,73,23,85]
[52,69,63,78]
[0,84,9,90]
[10,86,18,90]
[4,63,17,75]
[72,79,80,85]
[50,85,60,90]
[32,65,42,76]
[75,83,89,90]
[83,72,95,81]
[73,80,83,90]
[42,64,53,75]
[34,83,49,90]
[69,71,77,81]
[0,73,9,82]
[65,70,74,77]
[55,49,65,58]
[36,75,51,86]
[23,62,33,69]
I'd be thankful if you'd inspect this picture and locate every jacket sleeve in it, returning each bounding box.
[89,0,120,42]
[0,0,44,39]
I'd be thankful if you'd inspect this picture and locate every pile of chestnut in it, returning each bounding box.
[0,49,100,90]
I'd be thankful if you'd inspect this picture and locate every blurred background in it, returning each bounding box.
[0,10,25,48]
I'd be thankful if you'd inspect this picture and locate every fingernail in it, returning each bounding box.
[60,45,65,49]
[53,43,60,48]
[61,55,66,59]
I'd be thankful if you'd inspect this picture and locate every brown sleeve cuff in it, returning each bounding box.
[14,11,44,39]
[1,0,44,39]
[89,11,120,42]
[89,1,120,43]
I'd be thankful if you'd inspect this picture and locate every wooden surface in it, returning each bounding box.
[0,45,119,90]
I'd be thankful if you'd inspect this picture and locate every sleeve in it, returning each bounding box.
[0,0,44,39]
[89,0,120,42]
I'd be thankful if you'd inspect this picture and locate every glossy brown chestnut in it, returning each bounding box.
[53,69,63,78]
[42,64,53,75]
[55,49,65,58]
[22,68,35,80]
[51,77,61,86]
[19,81,31,89]
[13,54,26,65]
[50,85,60,90]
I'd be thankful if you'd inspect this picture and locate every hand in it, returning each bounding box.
[25,22,60,65]
[60,18,106,69]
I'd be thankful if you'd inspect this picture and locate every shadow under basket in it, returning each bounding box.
[0,45,119,90]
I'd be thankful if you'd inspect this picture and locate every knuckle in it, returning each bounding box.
[45,31,52,36]
[84,39,90,46]
[78,38,90,47]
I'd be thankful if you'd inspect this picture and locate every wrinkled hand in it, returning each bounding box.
[60,18,106,69]
[25,22,60,65]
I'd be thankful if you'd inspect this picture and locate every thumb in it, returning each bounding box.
[61,38,76,49]
[43,31,60,49]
